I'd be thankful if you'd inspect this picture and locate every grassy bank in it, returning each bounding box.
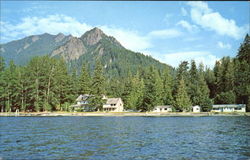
[0,112,249,117]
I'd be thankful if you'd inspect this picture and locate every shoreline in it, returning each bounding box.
[0,112,249,117]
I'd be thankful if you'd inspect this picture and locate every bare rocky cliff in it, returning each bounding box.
[81,27,104,46]
[51,37,87,61]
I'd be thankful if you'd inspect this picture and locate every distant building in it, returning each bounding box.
[212,104,246,112]
[103,98,124,112]
[70,94,107,111]
[153,105,172,112]
[70,94,91,111]
[192,105,201,112]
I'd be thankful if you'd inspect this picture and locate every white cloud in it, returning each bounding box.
[177,20,199,32]
[0,14,153,52]
[1,14,92,39]
[217,41,231,49]
[181,7,188,16]
[148,29,182,39]
[187,1,247,40]
[187,1,211,13]
[164,51,219,68]
[183,37,201,42]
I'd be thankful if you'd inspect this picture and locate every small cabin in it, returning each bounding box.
[70,94,91,111]
[212,104,246,112]
[153,105,172,112]
[103,98,124,112]
[192,105,201,112]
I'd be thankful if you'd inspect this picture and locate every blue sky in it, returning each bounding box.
[0,1,249,68]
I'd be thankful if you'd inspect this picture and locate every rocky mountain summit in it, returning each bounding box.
[81,27,104,46]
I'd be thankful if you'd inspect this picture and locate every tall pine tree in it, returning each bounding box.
[162,68,173,105]
[89,60,106,111]
[79,64,91,94]
[174,77,192,112]
[235,34,250,111]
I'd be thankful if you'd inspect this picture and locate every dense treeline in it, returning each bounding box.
[0,34,249,112]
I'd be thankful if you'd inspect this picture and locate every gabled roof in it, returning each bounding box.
[76,94,108,102]
[76,94,90,102]
[106,98,122,105]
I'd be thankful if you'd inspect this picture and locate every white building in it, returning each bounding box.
[153,105,172,112]
[212,104,246,112]
[103,98,124,112]
[192,105,201,112]
[70,94,107,111]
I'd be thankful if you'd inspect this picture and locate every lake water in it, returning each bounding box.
[0,116,250,159]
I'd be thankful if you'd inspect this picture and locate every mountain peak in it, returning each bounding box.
[81,27,105,46]
[91,27,103,33]
[56,32,65,37]
[55,33,66,42]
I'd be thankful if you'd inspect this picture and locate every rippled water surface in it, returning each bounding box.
[0,116,250,159]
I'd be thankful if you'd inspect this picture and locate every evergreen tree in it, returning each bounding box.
[173,61,189,96]
[162,68,173,105]
[213,60,223,96]
[214,57,236,104]
[215,91,236,104]
[122,72,134,110]
[106,78,125,98]
[0,56,4,72]
[197,68,212,111]
[53,58,71,111]
[0,56,5,112]
[140,66,163,111]
[135,74,145,110]
[174,77,192,112]
[3,61,19,112]
[26,57,43,111]
[15,66,27,111]
[176,61,189,83]
[188,60,200,105]
[123,72,145,111]
[204,68,216,98]
[234,34,250,111]
[237,34,250,64]
[70,67,80,99]
[79,64,91,94]
[43,57,56,111]
[89,60,106,111]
